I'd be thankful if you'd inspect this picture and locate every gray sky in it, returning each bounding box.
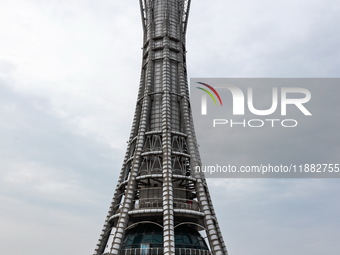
[0,0,339,255]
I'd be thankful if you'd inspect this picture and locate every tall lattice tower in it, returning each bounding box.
[94,1,227,255]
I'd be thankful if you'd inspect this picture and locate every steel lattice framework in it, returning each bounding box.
[94,1,227,255]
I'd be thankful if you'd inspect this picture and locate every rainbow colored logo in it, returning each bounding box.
[196,82,223,106]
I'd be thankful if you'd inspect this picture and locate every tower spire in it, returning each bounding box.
[94,1,227,254]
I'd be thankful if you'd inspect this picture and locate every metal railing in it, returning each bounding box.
[134,198,200,211]
[118,248,210,255]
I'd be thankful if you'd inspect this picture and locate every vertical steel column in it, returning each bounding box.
[177,30,228,255]
[108,64,154,254]
[93,26,149,255]
[161,1,175,254]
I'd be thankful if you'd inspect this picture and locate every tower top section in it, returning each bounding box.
[140,0,191,40]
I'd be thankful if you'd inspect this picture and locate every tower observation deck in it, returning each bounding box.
[94,1,227,255]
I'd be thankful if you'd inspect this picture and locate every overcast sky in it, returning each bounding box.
[0,0,339,255]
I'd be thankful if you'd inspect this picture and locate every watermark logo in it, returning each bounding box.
[196,82,223,115]
[190,78,339,178]
[194,80,312,128]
